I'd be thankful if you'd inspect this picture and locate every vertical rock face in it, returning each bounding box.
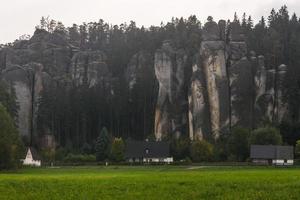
[125,51,150,91]
[1,62,48,137]
[2,65,31,136]
[187,19,289,141]
[228,22,253,128]
[154,41,187,140]
[71,51,109,87]
[253,55,267,126]
[199,21,230,139]
[188,59,211,140]
[275,64,288,122]
[265,69,276,122]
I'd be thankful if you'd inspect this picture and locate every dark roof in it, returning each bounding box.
[250,145,294,159]
[125,140,170,158]
[27,147,41,160]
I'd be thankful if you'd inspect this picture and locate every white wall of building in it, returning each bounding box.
[23,149,41,167]
[272,159,294,166]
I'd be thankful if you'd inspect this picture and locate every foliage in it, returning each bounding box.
[0,103,23,169]
[63,154,96,163]
[95,127,111,161]
[110,138,125,162]
[250,127,282,145]
[279,121,300,145]
[41,148,55,163]
[190,140,214,162]
[170,137,191,160]
[0,81,18,121]
[227,127,250,161]
[213,135,229,162]
[295,140,300,159]
[81,143,93,155]
[55,147,68,161]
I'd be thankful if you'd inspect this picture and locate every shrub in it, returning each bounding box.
[250,127,282,145]
[227,127,250,161]
[190,140,214,162]
[110,138,125,162]
[41,148,55,163]
[81,143,92,155]
[295,140,300,159]
[63,154,96,163]
[55,147,68,161]
[170,137,191,160]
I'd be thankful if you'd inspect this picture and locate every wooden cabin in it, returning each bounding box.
[250,145,294,166]
[125,140,173,164]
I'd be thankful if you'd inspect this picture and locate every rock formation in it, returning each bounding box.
[71,51,109,87]
[199,20,230,139]
[265,69,276,122]
[0,19,291,143]
[228,22,253,128]
[252,54,267,127]
[1,62,49,137]
[188,57,211,140]
[186,20,289,141]
[0,29,114,143]
[125,51,152,91]
[154,41,187,140]
[275,64,288,122]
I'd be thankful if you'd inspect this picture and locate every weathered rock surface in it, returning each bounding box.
[228,23,253,128]
[71,51,109,87]
[1,62,49,137]
[275,64,288,122]
[187,20,288,141]
[252,55,267,127]
[154,41,187,140]
[125,51,151,91]
[198,21,230,139]
[188,57,211,140]
[265,69,276,122]
[2,65,32,136]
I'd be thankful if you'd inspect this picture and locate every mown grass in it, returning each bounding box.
[0,166,300,200]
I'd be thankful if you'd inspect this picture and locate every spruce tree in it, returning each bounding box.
[95,127,110,161]
[0,103,23,169]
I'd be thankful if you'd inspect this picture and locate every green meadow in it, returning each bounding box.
[0,166,300,200]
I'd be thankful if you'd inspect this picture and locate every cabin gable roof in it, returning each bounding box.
[250,145,294,160]
[125,140,170,158]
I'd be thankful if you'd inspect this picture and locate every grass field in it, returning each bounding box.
[0,166,300,200]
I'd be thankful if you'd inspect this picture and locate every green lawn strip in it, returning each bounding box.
[0,166,299,200]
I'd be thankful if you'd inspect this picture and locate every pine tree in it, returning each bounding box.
[0,103,23,169]
[242,13,247,29]
[268,8,277,27]
[95,127,110,161]
[0,81,18,121]
[233,12,240,24]
[247,16,253,30]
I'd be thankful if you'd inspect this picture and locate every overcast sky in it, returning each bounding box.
[1,0,299,44]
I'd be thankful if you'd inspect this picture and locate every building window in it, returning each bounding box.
[145,148,149,154]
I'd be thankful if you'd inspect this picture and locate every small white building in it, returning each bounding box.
[22,147,41,167]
